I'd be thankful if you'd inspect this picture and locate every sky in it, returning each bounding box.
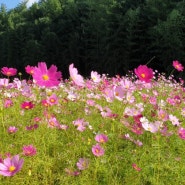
[0,0,39,10]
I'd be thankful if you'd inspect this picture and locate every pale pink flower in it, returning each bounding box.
[76,158,89,170]
[92,144,105,157]
[149,96,157,105]
[47,94,58,105]
[8,126,18,134]
[91,71,101,83]
[33,62,62,87]
[4,99,13,108]
[169,114,180,126]
[0,155,24,176]
[103,87,114,102]
[95,134,108,143]
[157,109,169,121]
[0,78,9,88]
[72,118,89,132]
[48,117,60,128]
[69,63,85,87]
[113,85,124,101]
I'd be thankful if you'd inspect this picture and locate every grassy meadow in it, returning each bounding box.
[0,62,185,185]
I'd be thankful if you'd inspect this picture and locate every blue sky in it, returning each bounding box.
[0,0,39,10]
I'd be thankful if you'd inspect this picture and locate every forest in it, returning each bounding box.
[0,0,185,79]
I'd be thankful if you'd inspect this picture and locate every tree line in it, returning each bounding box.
[0,0,185,79]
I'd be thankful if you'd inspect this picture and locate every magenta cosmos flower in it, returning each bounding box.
[0,155,24,176]
[21,101,34,110]
[92,144,105,157]
[172,60,184,71]
[32,62,62,87]
[178,127,185,140]
[25,65,35,75]
[1,67,17,77]
[22,145,37,156]
[69,63,85,87]
[134,65,153,82]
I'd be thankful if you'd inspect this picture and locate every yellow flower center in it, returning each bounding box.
[7,71,12,76]
[141,73,145,78]
[9,166,16,172]
[42,74,49,81]
[50,98,55,103]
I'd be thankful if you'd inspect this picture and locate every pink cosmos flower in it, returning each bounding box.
[172,60,184,71]
[76,158,89,170]
[4,99,13,108]
[33,62,62,87]
[95,134,108,143]
[72,118,89,132]
[103,87,114,102]
[69,63,85,87]
[22,145,37,156]
[8,126,18,134]
[134,65,153,82]
[0,155,24,176]
[92,144,105,157]
[21,101,34,110]
[157,109,169,121]
[113,85,124,101]
[25,65,34,75]
[47,94,58,105]
[48,117,60,128]
[41,99,49,107]
[132,163,141,171]
[0,78,10,88]
[1,67,17,77]
[91,71,101,83]
[178,127,185,140]
[169,114,180,126]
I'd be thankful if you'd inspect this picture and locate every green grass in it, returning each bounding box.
[0,73,185,185]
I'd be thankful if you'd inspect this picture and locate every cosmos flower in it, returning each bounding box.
[1,67,17,77]
[0,155,24,176]
[178,127,185,140]
[95,134,108,143]
[76,158,89,170]
[134,65,153,82]
[25,65,35,75]
[47,94,58,106]
[7,126,18,134]
[91,71,101,83]
[22,145,37,156]
[21,101,34,110]
[69,63,85,87]
[172,60,184,71]
[32,62,62,87]
[92,144,105,157]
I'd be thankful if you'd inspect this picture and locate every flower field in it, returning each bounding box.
[0,61,185,185]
